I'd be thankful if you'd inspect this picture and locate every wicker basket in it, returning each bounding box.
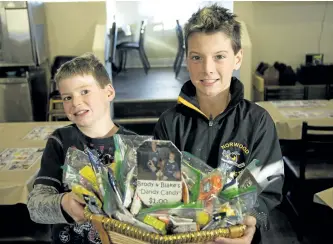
[85,208,246,244]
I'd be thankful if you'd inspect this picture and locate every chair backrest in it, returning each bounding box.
[264,86,306,101]
[49,79,59,97]
[109,21,117,63]
[300,122,333,179]
[326,84,333,99]
[51,56,77,79]
[139,20,147,47]
[175,20,184,49]
[49,55,77,97]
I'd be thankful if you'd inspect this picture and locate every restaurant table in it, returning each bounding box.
[0,121,70,205]
[314,187,333,210]
[0,122,72,242]
[256,100,333,140]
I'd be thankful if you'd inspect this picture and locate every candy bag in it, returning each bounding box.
[64,147,91,171]
[71,184,104,215]
[218,186,258,226]
[85,147,118,217]
[181,151,213,175]
[62,164,100,197]
[113,135,151,196]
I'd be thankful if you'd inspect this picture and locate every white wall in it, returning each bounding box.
[234,1,333,70]
[44,1,106,63]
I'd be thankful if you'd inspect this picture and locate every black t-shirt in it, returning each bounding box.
[34,124,136,244]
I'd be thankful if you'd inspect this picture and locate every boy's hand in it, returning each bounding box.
[207,216,256,244]
[173,171,181,179]
[61,192,86,224]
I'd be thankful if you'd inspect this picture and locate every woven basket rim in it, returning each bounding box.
[84,208,246,243]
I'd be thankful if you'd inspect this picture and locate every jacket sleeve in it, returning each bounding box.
[27,133,74,224]
[34,134,65,191]
[27,184,73,224]
[248,111,284,229]
[153,111,173,141]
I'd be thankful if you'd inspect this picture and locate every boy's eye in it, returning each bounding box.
[62,96,71,101]
[81,89,89,95]
[191,55,201,61]
[215,55,225,60]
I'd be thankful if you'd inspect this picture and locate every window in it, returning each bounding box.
[138,1,233,31]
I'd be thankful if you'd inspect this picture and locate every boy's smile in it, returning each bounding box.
[200,78,220,86]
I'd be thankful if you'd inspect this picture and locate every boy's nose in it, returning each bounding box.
[72,96,83,107]
[202,58,216,75]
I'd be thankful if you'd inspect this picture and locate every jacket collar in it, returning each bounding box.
[177,77,244,118]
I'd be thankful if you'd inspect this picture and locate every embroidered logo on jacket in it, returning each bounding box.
[220,142,250,190]
[221,150,245,169]
[221,142,249,154]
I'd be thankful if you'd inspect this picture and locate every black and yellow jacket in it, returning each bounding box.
[153,77,284,232]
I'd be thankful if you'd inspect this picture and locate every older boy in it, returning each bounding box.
[154,5,284,244]
[27,53,135,244]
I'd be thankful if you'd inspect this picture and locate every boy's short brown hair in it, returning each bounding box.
[54,53,111,88]
[184,4,241,55]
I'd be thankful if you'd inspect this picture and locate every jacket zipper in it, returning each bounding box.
[209,114,214,126]
[208,114,214,153]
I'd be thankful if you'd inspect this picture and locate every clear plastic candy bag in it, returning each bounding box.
[62,164,99,197]
[181,152,214,203]
[64,146,91,171]
[217,186,258,227]
[113,135,152,196]
[181,151,213,175]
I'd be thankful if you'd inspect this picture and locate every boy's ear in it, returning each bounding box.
[234,49,243,71]
[105,84,115,101]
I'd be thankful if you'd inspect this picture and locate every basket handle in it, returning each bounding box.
[91,214,113,244]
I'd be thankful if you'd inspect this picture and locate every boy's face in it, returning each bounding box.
[186,31,242,98]
[59,75,115,127]
[169,153,175,161]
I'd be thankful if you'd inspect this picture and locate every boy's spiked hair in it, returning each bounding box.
[184,4,242,55]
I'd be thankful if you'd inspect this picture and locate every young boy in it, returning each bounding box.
[153,5,284,244]
[163,151,181,181]
[27,53,135,244]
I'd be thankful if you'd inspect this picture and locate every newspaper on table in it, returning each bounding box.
[23,125,64,140]
[280,110,333,119]
[271,100,327,108]
[0,148,44,171]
